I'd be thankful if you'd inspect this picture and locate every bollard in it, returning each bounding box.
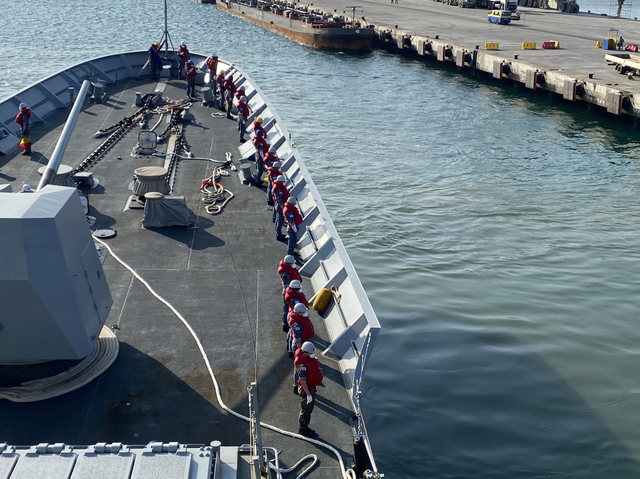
[202,86,214,106]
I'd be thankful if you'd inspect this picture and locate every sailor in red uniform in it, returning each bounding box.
[283,196,304,257]
[236,96,250,143]
[272,175,290,240]
[223,75,236,118]
[265,160,282,206]
[287,303,315,356]
[216,70,226,109]
[177,42,190,79]
[284,279,309,329]
[252,130,269,185]
[294,341,324,438]
[185,60,197,98]
[252,117,266,138]
[278,255,302,331]
[15,103,32,155]
[206,53,218,91]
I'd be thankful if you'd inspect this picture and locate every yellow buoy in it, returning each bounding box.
[313,288,332,312]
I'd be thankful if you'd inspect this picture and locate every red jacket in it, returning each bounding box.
[277,260,302,286]
[266,164,282,183]
[178,45,190,60]
[235,89,246,100]
[252,136,268,158]
[272,181,290,206]
[285,287,309,310]
[294,349,324,392]
[236,101,250,120]
[288,313,315,342]
[223,78,236,95]
[206,57,218,72]
[216,74,225,88]
[263,152,278,168]
[15,108,31,131]
[252,121,266,137]
[185,63,197,77]
[283,203,303,231]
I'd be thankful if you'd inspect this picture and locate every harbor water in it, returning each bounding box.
[3,1,640,477]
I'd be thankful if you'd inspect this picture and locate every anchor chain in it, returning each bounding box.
[72,94,158,175]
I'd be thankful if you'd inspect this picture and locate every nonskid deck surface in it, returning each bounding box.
[0,76,355,477]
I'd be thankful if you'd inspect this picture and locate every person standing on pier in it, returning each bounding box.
[294,341,323,439]
[284,196,304,257]
[206,53,218,91]
[15,103,32,156]
[185,60,197,99]
[177,42,190,79]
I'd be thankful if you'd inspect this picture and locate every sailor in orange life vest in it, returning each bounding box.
[287,303,314,357]
[15,103,32,156]
[265,160,282,207]
[283,279,309,331]
[272,175,290,241]
[283,196,304,257]
[278,255,302,332]
[177,42,190,80]
[236,96,250,143]
[206,53,218,92]
[294,341,324,438]
[185,60,198,98]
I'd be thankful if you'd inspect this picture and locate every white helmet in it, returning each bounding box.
[301,341,316,358]
[181,42,186,46]
[273,161,281,168]
[276,175,286,183]
[240,96,247,102]
[286,197,296,204]
[289,279,302,289]
[269,146,277,154]
[211,52,217,57]
[22,184,32,192]
[19,103,27,109]
[284,255,295,264]
[293,303,308,314]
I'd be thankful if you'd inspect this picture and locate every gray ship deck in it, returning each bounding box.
[0,72,357,478]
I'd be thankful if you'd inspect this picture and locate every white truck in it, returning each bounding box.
[518,0,579,12]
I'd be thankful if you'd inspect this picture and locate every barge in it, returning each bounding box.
[218,0,374,53]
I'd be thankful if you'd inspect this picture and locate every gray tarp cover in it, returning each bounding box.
[142,193,193,227]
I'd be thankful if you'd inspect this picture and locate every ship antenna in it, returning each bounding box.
[345,5,362,26]
[158,0,176,59]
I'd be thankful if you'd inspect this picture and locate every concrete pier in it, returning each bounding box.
[305,0,640,120]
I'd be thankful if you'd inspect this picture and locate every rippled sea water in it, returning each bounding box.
[3,1,640,478]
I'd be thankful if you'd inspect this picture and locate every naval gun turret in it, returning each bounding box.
[0,185,113,364]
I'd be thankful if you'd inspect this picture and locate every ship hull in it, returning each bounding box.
[218,1,374,53]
